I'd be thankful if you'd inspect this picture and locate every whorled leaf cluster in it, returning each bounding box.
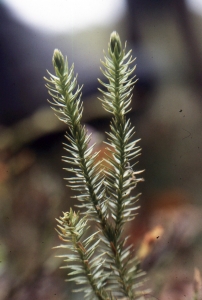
[44,31,147,300]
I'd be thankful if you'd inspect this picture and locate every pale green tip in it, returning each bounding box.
[52,49,65,75]
[110,31,122,56]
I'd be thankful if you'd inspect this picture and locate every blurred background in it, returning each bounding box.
[1,0,202,299]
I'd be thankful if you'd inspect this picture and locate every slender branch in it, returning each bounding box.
[56,209,110,300]
[99,32,143,299]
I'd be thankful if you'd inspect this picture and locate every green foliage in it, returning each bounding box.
[44,31,146,300]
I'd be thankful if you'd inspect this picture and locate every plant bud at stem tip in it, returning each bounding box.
[53,49,65,74]
[110,31,122,55]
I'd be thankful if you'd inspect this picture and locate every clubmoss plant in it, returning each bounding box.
[44,31,147,300]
